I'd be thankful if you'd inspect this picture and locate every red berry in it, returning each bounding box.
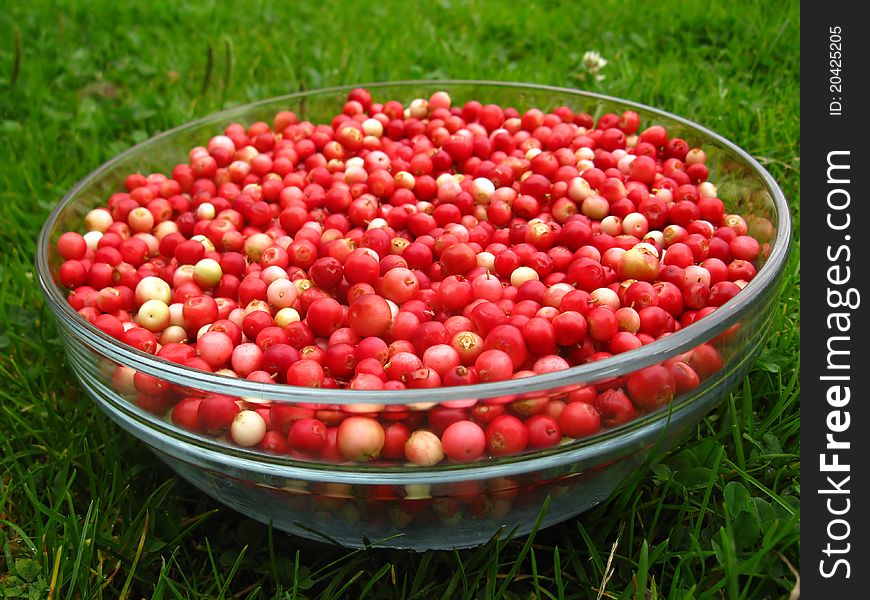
[526,414,562,448]
[197,394,240,432]
[346,294,392,338]
[594,389,636,427]
[485,415,528,456]
[288,418,328,454]
[626,365,677,410]
[558,401,601,438]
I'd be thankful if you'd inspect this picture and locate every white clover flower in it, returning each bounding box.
[577,51,608,83]
[582,51,608,72]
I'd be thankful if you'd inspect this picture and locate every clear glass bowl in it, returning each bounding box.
[36,81,791,549]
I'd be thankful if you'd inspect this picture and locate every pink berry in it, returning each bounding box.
[196,331,234,369]
[441,420,487,462]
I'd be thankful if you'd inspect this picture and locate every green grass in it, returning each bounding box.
[0,1,799,597]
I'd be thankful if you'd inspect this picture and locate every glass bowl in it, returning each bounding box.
[36,81,791,550]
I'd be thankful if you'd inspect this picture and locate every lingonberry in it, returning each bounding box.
[441,420,487,462]
[594,389,636,427]
[346,294,392,338]
[230,410,267,447]
[625,364,677,410]
[285,358,325,387]
[668,361,701,394]
[377,422,410,460]
[171,397,202,432]
[558,401,601,438]
[566,257,607,291]
[121,327,158,354]
[305,297,345,337]
[609,331,643,354]
[687,343,724,379]
[474,349,514,382]
[485,415,529,456]
[196,331,234,369]
[261,344,301,380]
[337,416,385,462]
[404,429,444,466]
[586,306,618,342]
[288,417,329,454]
[198,394,241,433]
[525,414,562,448]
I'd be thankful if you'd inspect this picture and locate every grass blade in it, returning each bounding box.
[10,25,21,89]
[118,511,149,599]
[493,496,550,599]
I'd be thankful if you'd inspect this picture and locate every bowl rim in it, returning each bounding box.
[36,80,791,476]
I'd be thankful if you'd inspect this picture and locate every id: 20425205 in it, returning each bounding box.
[829,26,843,116]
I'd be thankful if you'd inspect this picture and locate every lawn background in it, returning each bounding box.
[0,1,800,598]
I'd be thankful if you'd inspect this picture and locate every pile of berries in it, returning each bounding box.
[55,88,770,465]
